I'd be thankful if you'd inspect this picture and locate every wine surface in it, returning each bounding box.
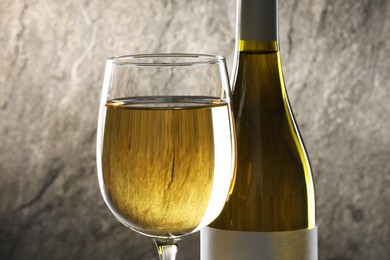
[101,97,235,237]
[210,50,315,232]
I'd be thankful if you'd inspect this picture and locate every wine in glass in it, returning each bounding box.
[96,54,236,259]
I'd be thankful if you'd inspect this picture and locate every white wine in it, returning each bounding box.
[100,96,235,238]
[201,0,317,259]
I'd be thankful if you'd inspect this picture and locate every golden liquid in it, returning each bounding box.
[210,43,316,231]
[101,97,235,237]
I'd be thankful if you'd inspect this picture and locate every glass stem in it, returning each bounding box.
[153,238,180,260]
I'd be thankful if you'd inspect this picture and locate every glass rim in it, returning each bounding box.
[107,53,226,67]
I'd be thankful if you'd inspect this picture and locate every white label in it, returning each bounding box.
[201,227,318,260]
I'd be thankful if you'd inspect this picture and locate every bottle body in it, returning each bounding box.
[201,0,317,259]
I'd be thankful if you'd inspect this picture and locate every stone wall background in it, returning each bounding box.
[0,0,389,259]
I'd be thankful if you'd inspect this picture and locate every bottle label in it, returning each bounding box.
[201,226,318,260]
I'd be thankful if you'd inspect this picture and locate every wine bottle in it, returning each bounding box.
[200,0,317,259]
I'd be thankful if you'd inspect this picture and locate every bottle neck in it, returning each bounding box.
[237,0,279,52]
[239,40,278,53]
[230,0,280,86]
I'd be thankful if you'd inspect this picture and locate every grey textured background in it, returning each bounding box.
[0,0,389,259]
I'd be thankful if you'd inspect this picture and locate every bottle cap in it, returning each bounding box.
[239,0,278,41]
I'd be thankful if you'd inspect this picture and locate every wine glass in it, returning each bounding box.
[96,53,236,260]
